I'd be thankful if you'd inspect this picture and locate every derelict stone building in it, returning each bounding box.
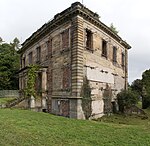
[19,2,131,119]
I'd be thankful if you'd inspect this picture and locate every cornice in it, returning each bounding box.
[20,2,131,54]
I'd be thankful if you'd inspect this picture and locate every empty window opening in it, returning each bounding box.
[85,29,93,50]
[102,40,107,58]
[113,46,117,63]
[121,52,125,68]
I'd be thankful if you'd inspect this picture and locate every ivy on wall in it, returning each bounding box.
[25,64,40,98]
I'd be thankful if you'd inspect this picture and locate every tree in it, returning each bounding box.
[0,38,20,90]
[11,37,21,51]
[142,69,150,109]
[131,79,143,97]
[110,23,119,34]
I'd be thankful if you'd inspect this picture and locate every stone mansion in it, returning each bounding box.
[19,2,131,119]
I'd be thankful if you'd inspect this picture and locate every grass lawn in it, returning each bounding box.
[0,109,150,146]
[0,97,15,104]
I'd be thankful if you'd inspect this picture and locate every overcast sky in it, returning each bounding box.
[0,0,150,83]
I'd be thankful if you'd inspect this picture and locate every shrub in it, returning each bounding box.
[117,90,138,113]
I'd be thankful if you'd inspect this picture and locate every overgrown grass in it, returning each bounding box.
[0,109,150,146]
[0,97,15,104]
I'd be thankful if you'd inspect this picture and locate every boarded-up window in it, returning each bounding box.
[23,57,25,67]
[36,46,41,62]
[59,100,70,117]
[62,29,69,49]
[28,52,33,64]
[47,39,52,56]
[63,66,71,89]
[52,35,60,53]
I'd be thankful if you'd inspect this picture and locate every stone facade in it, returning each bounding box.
[19,2,131,119]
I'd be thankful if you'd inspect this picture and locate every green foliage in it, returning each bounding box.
[142,69,150,109]
[25,64,39,97]
[110,23,119,34]
[0,39,20,89]
[131,79,143,96]
[0,109,150,146]
[117,90,138,113]
[81,76,92,119]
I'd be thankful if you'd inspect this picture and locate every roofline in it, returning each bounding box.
[20,2,131,53]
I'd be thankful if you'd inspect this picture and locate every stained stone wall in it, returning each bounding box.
[83,20,128,118]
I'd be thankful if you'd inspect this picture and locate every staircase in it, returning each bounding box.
[5,97,26,108]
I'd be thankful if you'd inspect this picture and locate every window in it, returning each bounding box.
[121,52,125,67]
[62,29,69,49]
[46,39,52,58]
[28,52,33,65]
[85,29,93,50]
[63,66,71,90]
[22,57,25,68]
[36,46,41,62]
[102,40,107,58]
[113,46,117,63]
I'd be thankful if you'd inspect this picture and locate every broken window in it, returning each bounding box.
[36,46,41,63]
[113,46,117,63]
[102,40,107,58]
[62,29,69,49]
[28,52,33,65]
[121,52,125,68]
[85,29,93,50]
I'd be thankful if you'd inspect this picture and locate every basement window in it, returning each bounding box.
[85,29,93,51]
[101,40,107,58]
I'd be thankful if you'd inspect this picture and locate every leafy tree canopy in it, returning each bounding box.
[0,38,20,90]
[131,79,143,96]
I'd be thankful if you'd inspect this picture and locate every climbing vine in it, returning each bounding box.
[81,76,92,119]
[25,64,40,98]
